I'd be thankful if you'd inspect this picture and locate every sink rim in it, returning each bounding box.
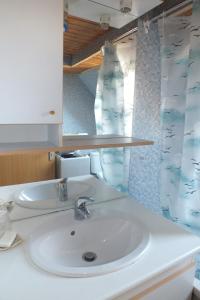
[26,208,150,277]
[14,180,95,210]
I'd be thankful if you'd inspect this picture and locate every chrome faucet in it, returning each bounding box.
[74,196,94,220]
[57,178,68,202]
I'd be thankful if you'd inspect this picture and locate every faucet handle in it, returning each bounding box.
[76,196,94,208]
[75,196,94,220]
[56,178,67,189]
[59,178,67,184]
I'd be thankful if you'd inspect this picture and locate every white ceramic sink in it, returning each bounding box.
[27,208,150,277]
[14,181,94,210]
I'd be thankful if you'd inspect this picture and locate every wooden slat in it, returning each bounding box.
[63,50,102,73]
[65,30,103,38]
[66,15,104,30]
[0,152,55,186]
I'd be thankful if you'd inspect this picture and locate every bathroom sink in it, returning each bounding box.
[27,208,150,277]
[14,181,94,210]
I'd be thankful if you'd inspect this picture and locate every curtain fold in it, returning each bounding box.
[95,41,135,191]
[160,0,200,229]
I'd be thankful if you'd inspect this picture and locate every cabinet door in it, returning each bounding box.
[0,0,63,124]
[0,152,56,186]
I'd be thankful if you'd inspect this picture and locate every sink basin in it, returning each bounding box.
[14,181,94,210]
[27,208,150,277]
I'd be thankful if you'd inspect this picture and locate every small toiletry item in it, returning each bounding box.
[0,200,22,251]
[0,230,17,248]
[0,200,14,212]
[0,232,23,251]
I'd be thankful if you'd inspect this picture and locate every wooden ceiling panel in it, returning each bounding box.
[63,15,110,73]
[63,3,192,74]
[63,33,135,74]
[63,52,102,74]
[63,15,137,73]
[64,15,109,57]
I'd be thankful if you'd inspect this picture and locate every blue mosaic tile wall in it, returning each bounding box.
[128,21,162,214]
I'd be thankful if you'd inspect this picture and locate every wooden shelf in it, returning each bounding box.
[0,136,154,155]
[62,136,154,150]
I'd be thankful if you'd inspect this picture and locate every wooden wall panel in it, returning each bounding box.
[0,152,55,186]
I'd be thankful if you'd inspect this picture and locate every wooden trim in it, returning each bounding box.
[72,50,102,68]
[131,261,195,300]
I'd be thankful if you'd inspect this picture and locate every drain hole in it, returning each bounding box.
[82,252,97,262]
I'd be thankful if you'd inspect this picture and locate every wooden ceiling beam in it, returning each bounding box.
[71,26,135,66]
[63,55,72,65]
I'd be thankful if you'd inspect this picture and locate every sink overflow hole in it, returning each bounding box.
[82,252,97,262]
[70,230,76,236]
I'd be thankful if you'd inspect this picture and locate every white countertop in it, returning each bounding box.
[1,180,200,300]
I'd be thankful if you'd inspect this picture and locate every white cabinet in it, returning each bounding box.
[0,0,63,124]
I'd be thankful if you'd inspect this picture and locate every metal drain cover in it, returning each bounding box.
[82,252,97,262]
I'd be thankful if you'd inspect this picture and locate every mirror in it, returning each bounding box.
[0,0,163,221]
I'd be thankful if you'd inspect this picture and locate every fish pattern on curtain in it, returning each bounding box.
[95,42,135,192]
[159,0,200,278]
[160,0,200,229]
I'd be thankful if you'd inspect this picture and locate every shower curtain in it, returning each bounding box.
[160,0,200,279]
[95,41,135,191]
[160,0,200,229]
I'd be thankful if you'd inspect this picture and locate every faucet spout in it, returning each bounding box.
[74,196,94,220]
[57,178,68,202]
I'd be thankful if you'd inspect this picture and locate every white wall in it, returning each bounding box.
[79,68,98,96]
[63,73,97,135]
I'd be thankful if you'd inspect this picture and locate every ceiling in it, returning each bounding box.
[63,0,163,73]
[64,15,110,57]
[64,0,191,74]
[63,15,109,73]
[67,0,163,29]
[63,15,135,74]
